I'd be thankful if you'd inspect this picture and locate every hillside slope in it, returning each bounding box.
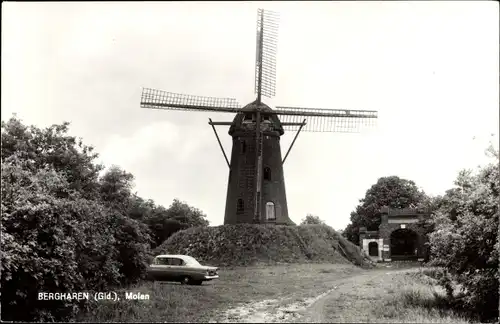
[154,224,374,268]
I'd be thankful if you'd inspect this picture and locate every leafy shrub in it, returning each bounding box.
[1,159,99,321]
[1,116,217,321]
[1,164,154,321]
[0,155,154,320]
[427,147,499,322]
[300,214,325,225]
[110,213,152,285]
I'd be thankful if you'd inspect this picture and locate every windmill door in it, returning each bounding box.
[266,202,275,220]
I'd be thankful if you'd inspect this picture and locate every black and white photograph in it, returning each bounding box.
[1,1,499,322]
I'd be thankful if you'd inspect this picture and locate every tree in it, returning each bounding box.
[428,145,499,322]
[144,199,208,248]
[1,116,103,200]
[300,214,325,225]
[146,215,188,248]
[98,165,135,212]
[165,199,210,228]
[343,176,427,245]
[127,195,156,221]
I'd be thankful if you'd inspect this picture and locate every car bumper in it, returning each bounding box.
[203,275,219,280]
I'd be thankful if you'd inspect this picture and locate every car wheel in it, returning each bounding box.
[180,276,191,285]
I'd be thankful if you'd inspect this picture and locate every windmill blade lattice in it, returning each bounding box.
[140,87,241,113]
[255,9,279,99]
[274,106,378,132]
[278,114,377,133]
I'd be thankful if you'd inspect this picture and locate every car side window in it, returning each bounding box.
[168,258,185,266]
[155,257,169,265]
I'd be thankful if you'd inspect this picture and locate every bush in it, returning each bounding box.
[111,213,152,285]
[1,159,98,321]
[0,156,152,321]
[300,214,325,225]
[427,147,499,322]
[1,117,216,321]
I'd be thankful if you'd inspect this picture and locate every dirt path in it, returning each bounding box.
[217,285,340,323]
[218,267,413,323]
[299,269,399,323]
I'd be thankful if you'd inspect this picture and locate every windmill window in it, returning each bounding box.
[266,202,275,220]
[241,140,246,153]
[264,167,271,181]
[243,113,254,121]
[237,199,244,214]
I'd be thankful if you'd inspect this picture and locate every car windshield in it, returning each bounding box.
[182,256,201,266]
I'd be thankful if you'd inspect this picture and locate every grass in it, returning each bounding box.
[76,263,362,322]
[76,264,479,323]
[154,224,374,268]
[320,268,474,324]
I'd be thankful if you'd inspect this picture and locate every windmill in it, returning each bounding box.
[140,9,378,225]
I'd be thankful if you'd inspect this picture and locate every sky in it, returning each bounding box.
[2,1,499,230]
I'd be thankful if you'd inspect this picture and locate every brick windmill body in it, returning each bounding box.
[225,101,290,225]
[141,9,378,225]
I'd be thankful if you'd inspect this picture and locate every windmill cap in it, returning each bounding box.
[240,100,273,112]
[228,100,285,136]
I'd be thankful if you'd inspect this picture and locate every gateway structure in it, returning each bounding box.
[360,207,431,262]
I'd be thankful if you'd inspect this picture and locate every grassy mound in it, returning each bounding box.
[154,224,374,268]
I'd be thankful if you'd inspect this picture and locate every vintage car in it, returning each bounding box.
[146,254,219,285]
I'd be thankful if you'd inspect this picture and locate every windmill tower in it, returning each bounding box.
[140,9,378,225]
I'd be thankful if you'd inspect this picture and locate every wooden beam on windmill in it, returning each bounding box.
[252,9,280,222]
[208,118,230,168]
[140,8,379,227]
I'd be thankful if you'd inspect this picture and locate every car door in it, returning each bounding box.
[167,257,186,280]
[150,257,172,281]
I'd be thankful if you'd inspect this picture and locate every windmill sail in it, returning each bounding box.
[255,9,279,100]
[278,113,377,133]
[273,106,378,132]
[140,87,241,113]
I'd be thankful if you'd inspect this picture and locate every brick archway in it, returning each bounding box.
[359,207,431,262]
[379,223,427,261]
[390,228,418,259]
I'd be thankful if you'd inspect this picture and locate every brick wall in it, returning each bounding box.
[359,208,431,261]
[379,221,429,260]
[224,128,294,225]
